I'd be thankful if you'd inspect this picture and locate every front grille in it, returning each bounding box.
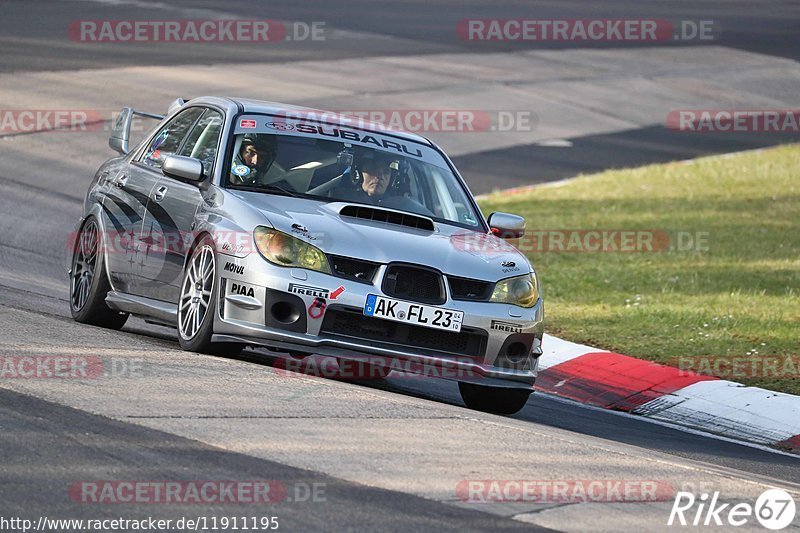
[329,255,379,284]
[448,276,494,301]
[339,204,435,231]
[382,264,445,305]
[321,306,487,358]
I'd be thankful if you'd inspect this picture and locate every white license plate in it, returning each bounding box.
[363,294,463,332]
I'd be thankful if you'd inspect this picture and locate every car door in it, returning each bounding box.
[139,107,225,303]
[119,107,205,298]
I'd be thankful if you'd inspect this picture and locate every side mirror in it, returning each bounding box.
[162,155,204,182]
[487,212,526,239]
[109,108,134,155]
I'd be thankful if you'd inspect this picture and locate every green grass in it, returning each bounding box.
[478,145,800,394]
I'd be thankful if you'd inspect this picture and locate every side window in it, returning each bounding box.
[140,108,204,169]
[178,109,223,176]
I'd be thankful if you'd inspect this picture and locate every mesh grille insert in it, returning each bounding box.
[382,264,445,305]
[329,255,379,284]
[448,276,494,301]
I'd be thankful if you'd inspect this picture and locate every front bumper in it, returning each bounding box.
[213,252,544,388]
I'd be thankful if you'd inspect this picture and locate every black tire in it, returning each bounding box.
[177,235,243,356]
[458,382,532,415]
[69,217,129,330]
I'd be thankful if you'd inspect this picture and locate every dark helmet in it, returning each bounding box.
[239,134,276,169]
[241,134,274,154]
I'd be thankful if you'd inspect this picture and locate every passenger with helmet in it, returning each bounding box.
[230,135,275,185]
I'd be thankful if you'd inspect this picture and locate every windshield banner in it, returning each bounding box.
[233,114,446,167]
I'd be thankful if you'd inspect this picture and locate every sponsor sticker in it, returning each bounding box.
[288,283,329,299]
[329,285,345,300]
[266,122,294,131]
[490,320,523,333]
[227,281,256,298]
[223,261,245,275]
[232,164,251,177]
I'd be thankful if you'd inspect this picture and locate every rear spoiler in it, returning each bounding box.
[109,98,187,155]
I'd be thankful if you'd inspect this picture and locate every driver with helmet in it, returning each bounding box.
[333,151,433,216]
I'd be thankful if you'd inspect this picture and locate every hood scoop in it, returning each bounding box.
[339,205,435,232]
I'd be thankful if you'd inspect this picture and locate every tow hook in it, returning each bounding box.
[308,298,327,319]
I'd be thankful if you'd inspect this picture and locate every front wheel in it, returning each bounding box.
[177,236,243,357]
[458,382,532,415]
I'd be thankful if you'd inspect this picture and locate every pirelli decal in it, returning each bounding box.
[490,320,523,333]
[288,283,329,299]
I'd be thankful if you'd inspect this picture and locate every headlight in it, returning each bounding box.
[253,226,331,274]
[490,273,539,308]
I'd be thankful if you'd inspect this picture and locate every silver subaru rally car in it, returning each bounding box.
[70,96,544,414]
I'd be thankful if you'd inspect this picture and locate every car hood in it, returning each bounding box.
[229,192,530,281]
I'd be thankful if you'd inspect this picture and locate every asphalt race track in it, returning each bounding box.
[1,1,799,531]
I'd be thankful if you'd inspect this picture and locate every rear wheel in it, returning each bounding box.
[458,382,531,415]
[177,236,243,356]
[69,217,128,330]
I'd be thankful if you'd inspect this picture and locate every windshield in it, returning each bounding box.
[225,116,483,229]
